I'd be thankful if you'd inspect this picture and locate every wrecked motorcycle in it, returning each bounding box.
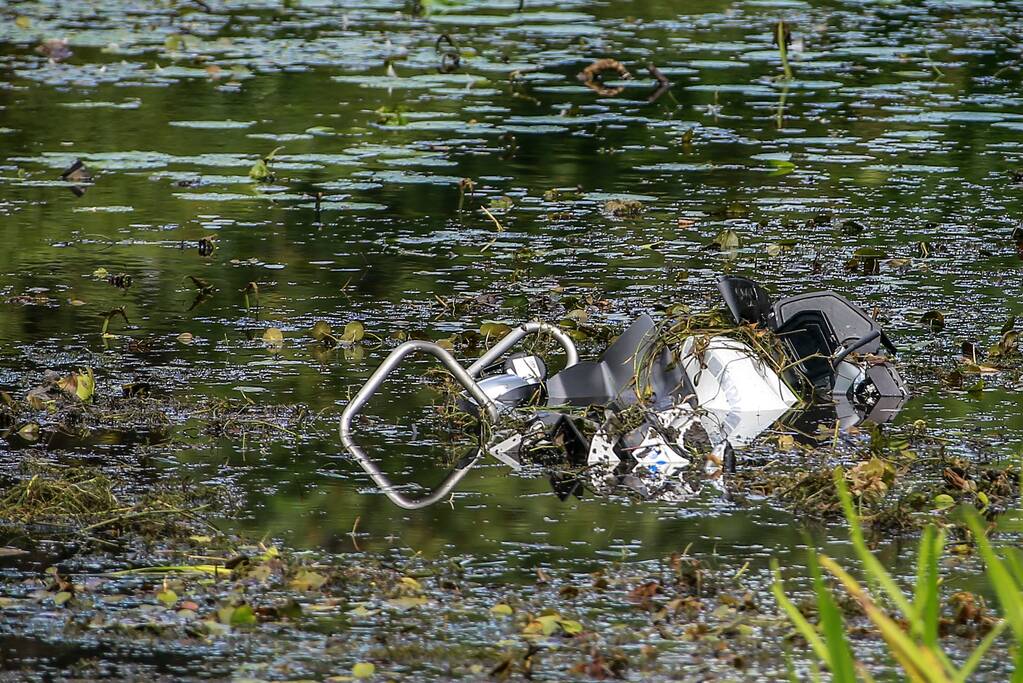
[340,276,908,508]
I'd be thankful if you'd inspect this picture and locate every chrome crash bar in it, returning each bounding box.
[339,322,578,509]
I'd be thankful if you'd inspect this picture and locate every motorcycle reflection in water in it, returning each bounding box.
[340,276,909,509]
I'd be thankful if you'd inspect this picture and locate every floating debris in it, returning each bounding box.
[106,273,132,290]
[342,277,907,508]
[35,38,72,62]
[577,58,633,97]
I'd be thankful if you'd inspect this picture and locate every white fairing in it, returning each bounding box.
[586,336,800,475]
[699,405,791,449]
[680,336,798,413]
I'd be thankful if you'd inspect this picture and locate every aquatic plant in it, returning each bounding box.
[773,467,1021,682]
[774,21,793,81]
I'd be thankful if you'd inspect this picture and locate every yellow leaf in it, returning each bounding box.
[399,576,422,592]
[290,570,327,591]
[75,368,95,401]
[480,321,512,338]
[536,614,560,635]
[558,618,583,635]
[156,589,177,608]
[490,603,513,616]
[230,604,256,626]
[262,327,284,346]
[15,16,31,29]
[340,321,365,344]
[386,596,427,610]
[352,662,375,679]
[17,423,39,441]
[177,332,194,345]
[347,604,378,617]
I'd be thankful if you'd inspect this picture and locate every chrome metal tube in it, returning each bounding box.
[339,341,499,509]
[466,321,579,377]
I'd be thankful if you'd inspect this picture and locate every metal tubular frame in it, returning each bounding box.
[339,325,579,509]
[466,322,579,378]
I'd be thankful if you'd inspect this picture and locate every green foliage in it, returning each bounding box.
[249,146,283,182]
[773,467,1019,682]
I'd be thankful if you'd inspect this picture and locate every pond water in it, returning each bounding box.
[2,0,1023,592]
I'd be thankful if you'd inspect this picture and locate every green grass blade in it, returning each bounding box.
[771,559,832,667]
[834,467,917,621]
[1003,547,1023,588]
[913,526,944,649]
[965,511,1023,638]
[821,554,951,683]
[1012,647,1023,683]
[809,551,858,683]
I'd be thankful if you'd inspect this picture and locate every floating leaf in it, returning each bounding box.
[290,570,327,591]
[920,310,945,332]
[15,16,31,29]
[847,458,895,498]
[711,229,740,251]
[932,494,955,511]
[522,613,583,637]
[310,320,333,342]
[262,327,284,347]
[157,589,178,608]
[352,662,376,679]
[845,247,885,275]
[399,576,423,592]
[248,146,284,182]
[219,604,256,626]
[989,330,1019,358]
[480,321,512,338]
[564,309,588,323]
[766,158,796,176]
[56,368,95,402]
[490,196,514,211]
[339,321,365,344]
[53,591,73,606]
[248,158,271,181]
[491,603,513,616]
[387,596,428,610]
[348,605,378,617]
[177,332,194,345]
[17,423,39,441]
[960,360,999,375]
[560,619,583,635]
